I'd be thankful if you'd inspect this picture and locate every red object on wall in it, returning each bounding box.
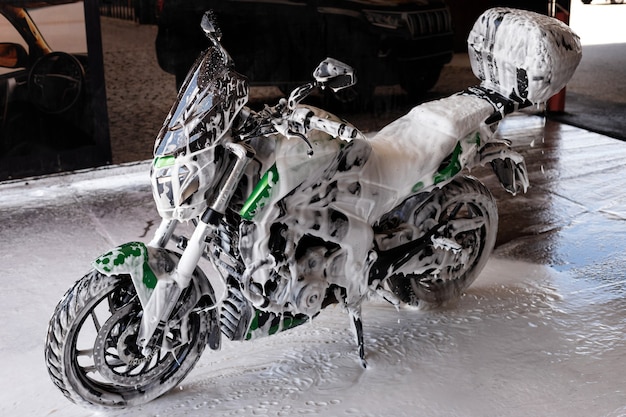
[547,10,570,112]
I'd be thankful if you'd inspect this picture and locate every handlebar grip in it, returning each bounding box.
[309,115,364,141]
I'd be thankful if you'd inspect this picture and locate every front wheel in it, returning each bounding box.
[45,271,209,408]
[385,176,498,305]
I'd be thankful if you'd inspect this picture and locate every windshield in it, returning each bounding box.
[154,46,249,156]
[29,3,86,53]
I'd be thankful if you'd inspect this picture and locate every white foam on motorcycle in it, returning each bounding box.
[362,94,494,221]
[468,7,582,103]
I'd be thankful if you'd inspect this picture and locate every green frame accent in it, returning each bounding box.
[245,309,309,340]
[412,181,425,193]
[240,164,279,220]
[411,133,480,193]
[433,141,463,185]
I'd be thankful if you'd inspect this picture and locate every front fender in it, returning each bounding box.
[93,242,168,309]
[93,242,216,311]
[93,242,221,349]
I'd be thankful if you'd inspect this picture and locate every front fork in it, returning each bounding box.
[138,142,255,355]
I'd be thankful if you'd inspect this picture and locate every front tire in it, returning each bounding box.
[384,177,498,305]
[45,271,208,408]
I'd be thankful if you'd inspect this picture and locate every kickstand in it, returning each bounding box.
[348,305,367,369]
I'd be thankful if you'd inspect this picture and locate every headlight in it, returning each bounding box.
[152,157,172,205]
[177,166,200,205]
[152,156,199,210]
[151,147,217,221]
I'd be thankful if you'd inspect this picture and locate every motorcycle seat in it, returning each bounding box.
[360,93,494,220]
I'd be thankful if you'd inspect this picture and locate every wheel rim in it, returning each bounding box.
[66,276,202,406]
[414,198,487,290]
[382,178,497,305]
[92,302,182,386]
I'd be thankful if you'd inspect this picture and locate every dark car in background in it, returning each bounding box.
[155,0,454,102]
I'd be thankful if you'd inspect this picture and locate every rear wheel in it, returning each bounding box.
[384,177,498,306]
[45,271,209,408]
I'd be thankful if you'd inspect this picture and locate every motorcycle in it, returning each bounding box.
[45,8,581,408]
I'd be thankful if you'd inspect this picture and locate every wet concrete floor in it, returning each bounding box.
[487,113,626,272]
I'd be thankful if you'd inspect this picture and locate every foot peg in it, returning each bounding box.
[490,157,529,195]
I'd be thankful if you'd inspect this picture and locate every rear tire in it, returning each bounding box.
[384,177,498,306]
[45,271,209,408]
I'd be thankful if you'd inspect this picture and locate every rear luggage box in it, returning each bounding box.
[467,8,582,104]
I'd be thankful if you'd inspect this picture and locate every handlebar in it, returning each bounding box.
[236,92,364,157]
[307,114,364,141]
[275,107,364,144]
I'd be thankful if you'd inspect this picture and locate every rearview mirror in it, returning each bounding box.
[313,58,356,92]
[201,10,222,41]
[0,42,28,69]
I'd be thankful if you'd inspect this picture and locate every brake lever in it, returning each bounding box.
[271,114,315,156]
[287,129,314,156]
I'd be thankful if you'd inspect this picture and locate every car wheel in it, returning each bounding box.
[400,65,443,99]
